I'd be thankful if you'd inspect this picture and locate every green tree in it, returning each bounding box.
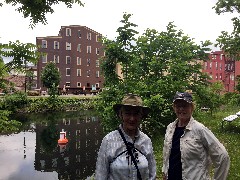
[40,61,60,97]
[97,13,211,135]
[214,0,240,58]
[194,81,224,115]
[0,0,84,28]
[26,70,35,91]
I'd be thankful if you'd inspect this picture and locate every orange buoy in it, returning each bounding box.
[58,129,68,145]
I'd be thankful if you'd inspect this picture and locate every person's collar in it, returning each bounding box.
[173,116,194,130]
[119,124,140,138]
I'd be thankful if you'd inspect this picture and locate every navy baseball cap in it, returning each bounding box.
[173,92,193,103]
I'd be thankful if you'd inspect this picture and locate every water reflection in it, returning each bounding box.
[0,111,104,180]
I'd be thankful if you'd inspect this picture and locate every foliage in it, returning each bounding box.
[97,13,212,134]
[26,70,35,91]
[23,97,95,113]
[0,110,21,133]
[0,41,40,93]
[1,0,84,28]
[223,92,240,106]
[214,0,240,59]
[2,40,39,71]
[194,82,225,115]
[1,91,28,112]
[40,61,60,97]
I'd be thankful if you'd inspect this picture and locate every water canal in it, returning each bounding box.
[0,110,104,180]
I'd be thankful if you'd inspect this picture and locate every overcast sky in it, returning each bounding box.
[0,0,237,50]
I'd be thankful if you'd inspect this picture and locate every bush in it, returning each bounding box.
[1,91,28,112]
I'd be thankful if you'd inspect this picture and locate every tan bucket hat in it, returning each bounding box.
[113,94,150,118]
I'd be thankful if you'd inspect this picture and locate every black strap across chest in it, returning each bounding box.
[118,128,142,180]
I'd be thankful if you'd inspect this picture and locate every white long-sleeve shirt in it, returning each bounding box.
[95,124,156,180]
[162,117,230,180]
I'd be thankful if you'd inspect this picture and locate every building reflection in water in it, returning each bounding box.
[34,111,104,180]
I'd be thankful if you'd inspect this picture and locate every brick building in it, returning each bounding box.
[202,50,240,92]
[36,25,105,94]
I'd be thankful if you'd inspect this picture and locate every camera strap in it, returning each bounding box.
[118,128,142,180]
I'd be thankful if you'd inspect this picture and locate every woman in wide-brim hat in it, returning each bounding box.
[95,94,156,180]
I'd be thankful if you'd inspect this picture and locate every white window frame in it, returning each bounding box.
[96,35,99,42]
[42,54,47,63]
[66,42,71,50]
[87,70,90,77]
[96,60,99,67]
[66,68,71,76]
[78,30,81,38]
[96,48,99,55]
[42,40,47,48]
[77,82,81,87]
[66,28,71,36]
[77,44,81,52]
[87,58,90,66]
[96,71,99,78]
[66,56,71,64]
[54,41,59,49]
[87,32,91,40]
[87,46,91,53]
[96,83,99,88]
[77,57,81,65]
[77,69,81,77]
[54,55,59,63]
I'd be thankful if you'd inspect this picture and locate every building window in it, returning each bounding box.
[66,68,71,76]
[54,55,59,63]
[220,73,222,80]
[77,82,81,87]
[220,54,223,60]
[209,72,212,79]
[77,57,81,65]
[78,30,81,38]
[96,35,100,42]
[63,118,70,125]
[77,44,81,52]
[42,40,47,48]
[66,28,71,36]
[230,74,234,81]
[87,59,90,66]
[96,60,99,67]
[77,69,81,77]
[96,71,99,78]
[87,70,90,77]
[42,55,47,63]
[66,56,71,64]
[87,46,91,53]
[215,62,218,70]
[96,48,100,55]
[54,41,59,49]
[66,42,71,50]
[220,63,222,70]
[96,83,99,88]
[209,62,212,69]
[87,32,91,40]
[66,82,70,87]
[212,54,216,59]
[216,73,218,80]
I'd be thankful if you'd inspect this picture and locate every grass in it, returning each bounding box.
[153,106,240,180]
